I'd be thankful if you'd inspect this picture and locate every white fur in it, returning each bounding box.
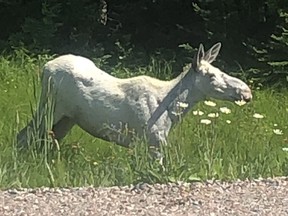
[17,43,252,148]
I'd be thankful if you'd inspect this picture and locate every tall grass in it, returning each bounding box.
[0,52,287,189]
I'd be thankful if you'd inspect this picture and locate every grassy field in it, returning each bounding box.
[0,52,288,189]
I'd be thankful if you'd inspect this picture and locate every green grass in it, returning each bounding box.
[0,52,288,189]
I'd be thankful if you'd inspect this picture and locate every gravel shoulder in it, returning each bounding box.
[1,177,288,216]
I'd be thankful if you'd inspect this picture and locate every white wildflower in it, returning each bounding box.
[219,107,231,114]
[200,119,212,125]
[273,129,283,135]
[226,120,231,124]
[253,113,264,119]
[207,113,219,118]
[177,102,188,109]
[193,110,204,116]
[235,100,246,106]
[204,100,216,107]
[282,147,288,152]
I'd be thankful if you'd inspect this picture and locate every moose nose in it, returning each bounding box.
[242,87,252,102]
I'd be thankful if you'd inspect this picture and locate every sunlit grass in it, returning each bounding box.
[173,93,288,179]
[0,53,288,188]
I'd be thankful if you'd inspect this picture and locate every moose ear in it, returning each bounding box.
[193,43,205,69]
[204,42,221,63]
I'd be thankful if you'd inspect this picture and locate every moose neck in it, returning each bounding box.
[148,68,205,129]
[167,69,205,122]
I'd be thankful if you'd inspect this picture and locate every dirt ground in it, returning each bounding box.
[1,177,288,216]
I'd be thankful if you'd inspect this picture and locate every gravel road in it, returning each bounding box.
[1,177,288,216]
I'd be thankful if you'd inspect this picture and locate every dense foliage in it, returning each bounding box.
[0,0,287,85]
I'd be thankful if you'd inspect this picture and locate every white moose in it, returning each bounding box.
[17,43,252,149]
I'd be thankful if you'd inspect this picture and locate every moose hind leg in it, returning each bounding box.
[52,116,75,141]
